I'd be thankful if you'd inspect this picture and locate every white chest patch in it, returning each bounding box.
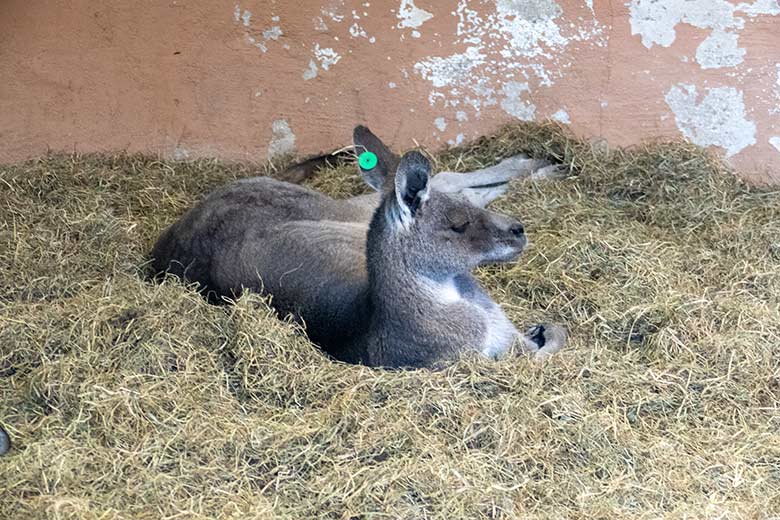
[437,278,462,304]
[422,277,462,304]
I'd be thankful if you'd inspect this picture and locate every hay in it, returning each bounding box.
[0,123,778,519]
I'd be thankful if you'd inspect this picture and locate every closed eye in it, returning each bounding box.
[450,221,470,233]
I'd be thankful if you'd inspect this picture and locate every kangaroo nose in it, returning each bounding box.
[509,223,525,237]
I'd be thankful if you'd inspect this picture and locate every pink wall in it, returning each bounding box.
[1,1,779,182]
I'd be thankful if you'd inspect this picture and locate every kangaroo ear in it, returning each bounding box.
[353,125,401,191]
[391,151,430,227]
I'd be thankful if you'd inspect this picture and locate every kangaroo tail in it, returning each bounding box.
[276,149,353,184]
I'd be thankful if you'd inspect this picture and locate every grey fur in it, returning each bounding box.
[151,126,566,367]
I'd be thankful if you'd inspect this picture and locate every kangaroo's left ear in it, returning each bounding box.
[353,125,400,191]
[388,151,430,228]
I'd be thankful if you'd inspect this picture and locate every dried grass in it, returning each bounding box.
[1,123,779,519]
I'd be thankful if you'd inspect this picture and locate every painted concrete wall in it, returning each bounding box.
[1,1,779,182]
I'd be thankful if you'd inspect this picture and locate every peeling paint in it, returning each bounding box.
[349,22,368,38]
[313,16,329,31]
[233,5,284,54]
[263,26,283,41]
[414,47,486,89]
[233,4,252,27]
[772,64,780,115]
[414,0,605,120]
[434,117,447,131]
[738,0,780,17]
[665,83,756,157]
[313,44,342,71]
[495,0,567,58]
[500,82,536,120]
[322,1,346,23]
[696,30,746,69]
[628,0,780,72]
[448,133,465,146]
[268,119,296,159]
[455,111,468,122]
[770,136,780,152]
[245,34,263,53]
[628,0,744,49]
[397,0,433,29]
[551,109,570,124]
[302,59,318,81]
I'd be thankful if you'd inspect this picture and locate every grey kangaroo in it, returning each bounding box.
[151,126,566,368]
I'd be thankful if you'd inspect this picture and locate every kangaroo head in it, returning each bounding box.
[368,151,527,279]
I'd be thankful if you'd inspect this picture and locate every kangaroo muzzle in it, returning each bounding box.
[482,213,527,264]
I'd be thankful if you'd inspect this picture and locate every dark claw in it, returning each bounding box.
[530,325,546,349]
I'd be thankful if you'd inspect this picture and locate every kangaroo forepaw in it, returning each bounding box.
[521,323,567,360]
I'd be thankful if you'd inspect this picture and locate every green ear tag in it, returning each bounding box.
[358,151,378,170]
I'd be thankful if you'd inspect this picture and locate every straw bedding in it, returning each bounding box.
[0,123,778,519]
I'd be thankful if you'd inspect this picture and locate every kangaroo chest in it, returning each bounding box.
[425,277,518,358]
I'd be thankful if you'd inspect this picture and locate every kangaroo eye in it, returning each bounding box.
[450,221,469,233]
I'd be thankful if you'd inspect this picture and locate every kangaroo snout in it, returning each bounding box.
[508,222,525,238]
[494,213,526,243]
[479,213,527,265]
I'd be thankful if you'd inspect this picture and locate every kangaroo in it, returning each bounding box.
[151,126,566,368]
